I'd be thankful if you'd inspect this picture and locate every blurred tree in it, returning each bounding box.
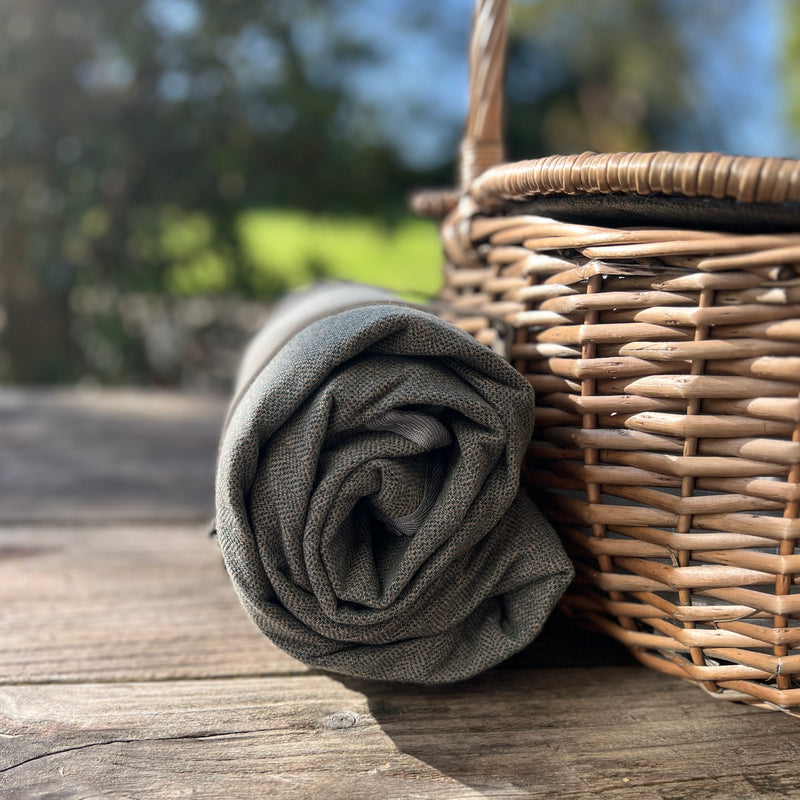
[504,0,734,160]
[0,0,446,383]
[782,0,800,139]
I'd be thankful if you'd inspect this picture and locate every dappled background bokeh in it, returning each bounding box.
[2,0,799,388]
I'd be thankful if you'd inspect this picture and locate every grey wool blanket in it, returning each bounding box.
[214,284,573,683]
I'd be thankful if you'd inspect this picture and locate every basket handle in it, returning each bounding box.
[459,0,510,189]
[410,0,509,217]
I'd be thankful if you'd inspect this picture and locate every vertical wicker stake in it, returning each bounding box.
[678,286,720,696]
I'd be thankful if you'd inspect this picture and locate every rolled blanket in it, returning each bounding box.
[214,284,573,683]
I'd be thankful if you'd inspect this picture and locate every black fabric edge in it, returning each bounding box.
[509,193,800,233]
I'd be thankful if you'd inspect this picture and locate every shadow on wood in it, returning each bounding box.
[336,653,799,799]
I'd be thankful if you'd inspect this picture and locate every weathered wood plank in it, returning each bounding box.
[0,524,304,682]
[1,668,797,800]
[0,389,226,522]
[0,521,628,685]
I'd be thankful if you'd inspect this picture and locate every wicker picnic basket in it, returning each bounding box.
[414,0,800,711]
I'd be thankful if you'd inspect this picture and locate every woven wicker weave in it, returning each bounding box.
[418,0,800,711]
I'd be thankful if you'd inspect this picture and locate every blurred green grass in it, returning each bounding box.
[162,208,443,299]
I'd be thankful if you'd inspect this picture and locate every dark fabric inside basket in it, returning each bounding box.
[515,193,800,233]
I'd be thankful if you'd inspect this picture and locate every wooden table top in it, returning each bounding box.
[2,388,798,799]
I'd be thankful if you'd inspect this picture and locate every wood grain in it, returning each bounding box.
[0,524,304,682]
[2,668,797,800]
[0,389,226,522]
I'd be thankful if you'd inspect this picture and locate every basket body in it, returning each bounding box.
[437,157,800,709]
[416,0,800,709]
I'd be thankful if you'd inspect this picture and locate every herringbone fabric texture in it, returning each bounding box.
[215,286,573,683]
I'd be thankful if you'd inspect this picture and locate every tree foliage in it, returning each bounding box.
[0,0,446,381]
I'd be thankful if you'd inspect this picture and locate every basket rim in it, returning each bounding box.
[468,151,800,211]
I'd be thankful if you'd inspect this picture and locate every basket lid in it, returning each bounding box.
[470,151,800,233]
[413,151,800,234]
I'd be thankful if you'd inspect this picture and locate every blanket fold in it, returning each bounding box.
[215,284,573,683]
